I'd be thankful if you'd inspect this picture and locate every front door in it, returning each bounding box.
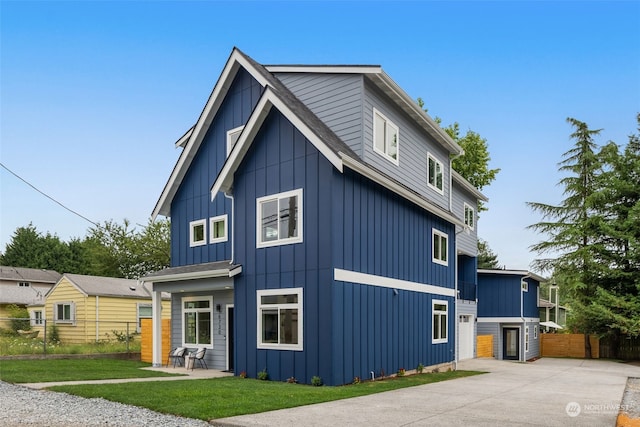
[226,305,234,372]
[459,315,474,360]
[503,327,519,360]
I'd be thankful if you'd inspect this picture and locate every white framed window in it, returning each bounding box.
[31,310,43,326]
[373,108,399,165]
[464,203,475,230]
[257,288,303,351]
[182,296,213,348]
[427,153,444,193]
[525,326,530,352]
[534,325,538,339]
[189,219,207,247]
[137,303,152,333]
[209,214,228,244]
[54,302,75,324]
[18,281,30,287]
[226,125,244,156]
[432,300,448,344]
[521,280,529,292]
[256,189,303,248]
[432,229,449,266]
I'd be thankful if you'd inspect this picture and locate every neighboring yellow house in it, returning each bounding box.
[0,266,61,330]
[40,273,170,344]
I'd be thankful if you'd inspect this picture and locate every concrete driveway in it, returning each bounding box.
[214,358,640,427]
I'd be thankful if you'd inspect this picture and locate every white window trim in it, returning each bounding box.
[257,288,303,351]
[226,125,244,156]
[18,281,30,287]
[372,108,400,165]
[31,310,43,326]
[427,153,444,194]
[181,296,214,349]
[209,214,228,244]
[522,281,529,292]
[256,188,303,248]
[432,299,448,344]
[534,325,538,340]
[464,203,475,231]
[54,302,75,325]
[432,228,449,266]
[525,326,530,352]
[189,219,207,247]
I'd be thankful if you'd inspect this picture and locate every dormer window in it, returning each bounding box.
[226,126,244,156]
[427,153,443,193]
[373,108,399,165]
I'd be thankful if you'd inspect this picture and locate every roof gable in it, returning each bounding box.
[51,274,154,299]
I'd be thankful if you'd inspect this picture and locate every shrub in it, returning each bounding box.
[48,323,60,344]
[239,371,247,379]
[257,368,269,381]
[311,375,322,386]
[397,368,405,377]
[6,304,30,333]
[417,363,424,374]
[352,376,361,384]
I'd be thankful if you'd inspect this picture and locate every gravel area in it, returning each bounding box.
[0,381,211,426]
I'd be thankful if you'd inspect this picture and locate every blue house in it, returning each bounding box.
[477,269,545,362]
[144,48,486,385]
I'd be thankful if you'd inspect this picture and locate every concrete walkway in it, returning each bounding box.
[21,365,231,389]
[214,358,640,427]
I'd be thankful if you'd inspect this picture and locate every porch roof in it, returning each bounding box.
[142,260,241,283]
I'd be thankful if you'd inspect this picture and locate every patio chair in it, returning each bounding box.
[188,347,208,370]
[166,347,187,368]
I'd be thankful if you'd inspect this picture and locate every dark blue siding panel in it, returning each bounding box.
[170,69,263,267]
[233,110,333,384]
[478,273,540,318]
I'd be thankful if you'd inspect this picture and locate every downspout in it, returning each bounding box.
[520,275,531,362]
[450,151,462,370]
[224,192,235,265]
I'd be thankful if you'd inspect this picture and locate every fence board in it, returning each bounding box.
[141,318,170,364]
[476,335,493,357]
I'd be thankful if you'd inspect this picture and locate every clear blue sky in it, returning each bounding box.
[1,1,639,271]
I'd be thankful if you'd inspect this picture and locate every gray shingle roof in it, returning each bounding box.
[0,266,61,283]
[62,274,158,299]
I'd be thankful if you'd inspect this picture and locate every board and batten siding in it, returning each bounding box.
[170,287,233,371]
[171,68,264,267]
[232,109,334,384]
[272,73,364,156]
[362,80,451,212]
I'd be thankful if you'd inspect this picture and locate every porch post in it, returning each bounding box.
[151,284,163,367]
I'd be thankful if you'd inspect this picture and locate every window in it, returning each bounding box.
[427,153,443,193]
[182,297,213,347]
[432,300,448,343]
[209,214,228,244]
[464,203,475,230]
[54,302,75,324]
[256,189,303,248]
[534,325,538,340]
[137,304,152,333]
[257,288,303,351]
[226,125,244,156]
[432,229,448,266]
[373,108,399,165]
[525,326,530,352]
[521,280,529,292]
[18,281,30,287]
[31,310,43,326]
[189,219,206,247]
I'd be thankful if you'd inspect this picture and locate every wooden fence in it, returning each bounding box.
[140,318,171,364]
[540,333,599,358]
[599,336,640,360]
[476,335,493,357]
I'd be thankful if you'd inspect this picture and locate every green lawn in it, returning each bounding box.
[48,371,484,421]
[0,359,183,383]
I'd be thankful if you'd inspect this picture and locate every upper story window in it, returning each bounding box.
[464,203,475,230]
[521,281,529,292]
[432,228,448,266]
[257,288,303,351]
[18,282,30,287]
[226,126,244,156]
[189,219,207,247]
[256,189,303,248]
[209,214,228,244]
[427,153,443,193]
[373,108,399,165]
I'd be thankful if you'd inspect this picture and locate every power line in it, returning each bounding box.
[0,162,100,228]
